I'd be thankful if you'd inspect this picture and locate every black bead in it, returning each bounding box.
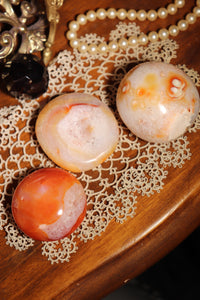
[0,53,49,99]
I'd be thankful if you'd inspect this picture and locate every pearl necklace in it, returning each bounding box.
[66,0,200,54]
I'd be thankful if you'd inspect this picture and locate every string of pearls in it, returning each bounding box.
[66,0,200,54]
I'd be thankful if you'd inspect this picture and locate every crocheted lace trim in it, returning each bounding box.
[0,22,200,263]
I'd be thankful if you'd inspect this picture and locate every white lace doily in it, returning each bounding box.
[0,22,200,264]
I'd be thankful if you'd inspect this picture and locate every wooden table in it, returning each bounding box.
[1,1,200,299]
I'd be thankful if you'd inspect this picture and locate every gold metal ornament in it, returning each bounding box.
[0,0,63,64]
[43,0,64,65]
[0,0,46,59]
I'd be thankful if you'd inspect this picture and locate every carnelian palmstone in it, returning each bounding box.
[12,168,87,241]
[36,93,119,172]
[117,62,200,143]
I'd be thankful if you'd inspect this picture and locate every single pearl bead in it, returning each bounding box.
[118,38,128,49]
[175,0,185,8]
[186,13,197,24]
[78,42,88,53]
[128,35,138,46]
[193,6,200,17]
[158,28,169,40]
[178,19,189,31]
[127,9,137,20]
[117,8,127,20]
[86,10,96,22]
[138,34,148,45]
[157,8,168,19]
[98,42,108,53]
[148,31,159,42]
[107,8,117,19]
[167,4,178,15]
[88,43,98,54]
[69,21,80,32]
[137,9,147,21]
[70,39,79,48]
[168,25,179,36]
[108,40,119,51]
[66,30,77,40]
[77,14,87,25]
[147,10,157,21]
[96,8,107,20]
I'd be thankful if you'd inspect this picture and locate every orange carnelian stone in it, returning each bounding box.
[12,168,86,241]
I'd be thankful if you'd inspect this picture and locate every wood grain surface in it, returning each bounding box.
[0,1,200,299]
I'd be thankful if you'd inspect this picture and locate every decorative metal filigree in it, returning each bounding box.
[0,0,64,64]
[0,0,47,60]
[43,0,64,64]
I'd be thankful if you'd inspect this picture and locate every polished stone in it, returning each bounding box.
[12,168,87,241]
[117,61,200,143]
[35,93,119,172]
[1,53,49,98]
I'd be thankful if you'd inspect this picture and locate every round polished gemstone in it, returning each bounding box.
[117,62,200,143]
[1,53,49,98]
[12,168,87,241]
[35,93,119,172]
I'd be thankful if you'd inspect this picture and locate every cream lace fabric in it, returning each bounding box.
[0,22,200,264]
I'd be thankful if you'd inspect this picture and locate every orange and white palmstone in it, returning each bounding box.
[12,168,87,241]
[117,62,200,143]
[36,93,119,172]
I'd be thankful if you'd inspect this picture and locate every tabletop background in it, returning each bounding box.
[0,1,200,299]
